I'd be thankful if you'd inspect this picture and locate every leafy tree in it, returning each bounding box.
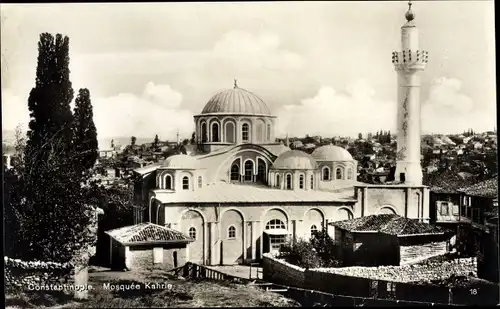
[310,229,342,267]
[73,88,98,173]
[190,131,196,145]
[182,139,189,146]
[16,33,94,264]
[280,239,322,269]
[358,133,363,140]
[111,139,114,148]
[131,136,137,146]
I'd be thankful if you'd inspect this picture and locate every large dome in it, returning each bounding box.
[311,145,354,161]
[161,154,198,169]
[201,85,272,116]
[272,150,318,170]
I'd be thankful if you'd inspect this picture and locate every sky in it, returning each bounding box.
[1,1,496,143]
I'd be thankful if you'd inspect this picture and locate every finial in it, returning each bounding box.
[234,79,238,89]
[405,0,415,22]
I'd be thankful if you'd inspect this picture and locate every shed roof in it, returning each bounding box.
[329,214,447,236]
[105,223,192,245]
[153,183,357,204]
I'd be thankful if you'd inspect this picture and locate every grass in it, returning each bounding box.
[6,268,300,308]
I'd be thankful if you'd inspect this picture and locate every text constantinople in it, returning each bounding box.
[102,282,173,291]
[27,284,93,292]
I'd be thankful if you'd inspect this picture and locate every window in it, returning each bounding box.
[267,124,271,141]
[228,226,236,239]
[286,174,292,190]
[153,247,163,264]
[310,175,314,190]
[266,219,286,230]
[198,176,202,188]
[322,167,330,181]
[189,227,196,239]
[225,122,235,143]
[299,174,304,189]
[165,174,172,189]
[439,202,450,216]
[257,161,266,182]
[276,174,280,187]
[242,123,250,142]
[230,164,240,181]
[244,160,253,182]
[211,122,220,142]
[310,224,318,236]
[182,176,189,190]
[336,168,343,180]
[347,168,353,180]
[201,123,207,142]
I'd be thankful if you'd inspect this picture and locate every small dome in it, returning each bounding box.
[161,154,198,169]
[311,145,354,161]
[273,150,318,170]
[201,84,272,116]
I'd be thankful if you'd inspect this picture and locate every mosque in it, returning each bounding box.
[132,2,431,265]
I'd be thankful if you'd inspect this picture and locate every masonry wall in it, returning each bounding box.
[399,241,448,265]
[262,253,478,296]
[124,244,188,271]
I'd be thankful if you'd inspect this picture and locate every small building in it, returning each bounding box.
[106,223,193,271]
[330,214,451,267]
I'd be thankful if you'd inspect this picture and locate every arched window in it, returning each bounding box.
[299,174,304,189]
[225,122,235,143]
[182,176,189,190]
[310,224,318,236]
[228,226,236,239]
[267,124,271,141]
[198,176,202,188]
[256,122,264,143]
[322,167,330,181]
[242,123,250,142]
[266,219,286,230]
[165,174,172,190]
[244,160,253,182]
[286,173,292,190]
[347,168,353,180]
[310,175,314,190]
[230,164,240,181]
[201,122,207,143]
[211,122,220,142]
[257,160,266,182]
[336,168,343,180]
[276,174,280,187]
[189,227,196,239]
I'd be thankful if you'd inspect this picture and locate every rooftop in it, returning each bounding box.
[458,178,498,199]
[105,222,193,245]
[329,214,447,236]
[153,183,357,204]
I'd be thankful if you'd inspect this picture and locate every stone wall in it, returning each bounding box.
[5,256,73,291]
[263,253,477,287]
[400,241,447,265]
[262,253,305,286]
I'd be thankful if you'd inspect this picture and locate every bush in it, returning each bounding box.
[280,240,322,269]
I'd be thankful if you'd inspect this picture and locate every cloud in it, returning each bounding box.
[92,82,194,140]
[276,79,395,138]
[422,77,496,134]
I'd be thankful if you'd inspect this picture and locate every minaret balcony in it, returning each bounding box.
[392,50,428,70]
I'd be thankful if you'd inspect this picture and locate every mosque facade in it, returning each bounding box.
[132,3,430,266]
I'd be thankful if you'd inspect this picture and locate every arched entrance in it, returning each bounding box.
[221,210,244,265]
[264,219,288,255]
[182,210,204,264]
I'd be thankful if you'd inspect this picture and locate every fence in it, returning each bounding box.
[167,262,253,284]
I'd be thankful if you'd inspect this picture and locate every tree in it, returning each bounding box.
[153,134,159,149]
[16,33,94,265]
[73,88,98,173]
[358,133,363,140]
[111,139,114,148]
[190,131,196,145]
[182,139,189,146]
[131,136,137,146]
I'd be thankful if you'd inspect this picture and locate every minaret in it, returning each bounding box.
[392,1,428,185]
[176,129,180,145]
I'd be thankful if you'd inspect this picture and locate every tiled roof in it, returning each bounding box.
[105,223,192,245]
[329,214,447,236]
[458,178,498,199]
[153,183,357,204]
[133,163,161,175]
[423,169,478,194]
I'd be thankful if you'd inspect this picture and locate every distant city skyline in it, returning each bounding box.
[1,1,496,140]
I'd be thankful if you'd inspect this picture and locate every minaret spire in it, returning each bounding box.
[392,0,428,185]
[176,128,180,145]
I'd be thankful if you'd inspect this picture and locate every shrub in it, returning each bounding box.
[280,240,322,269]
